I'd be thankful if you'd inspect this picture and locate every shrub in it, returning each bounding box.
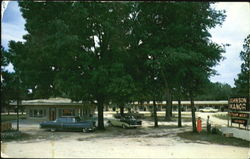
[1,129,22,140]
[211,127,222,135]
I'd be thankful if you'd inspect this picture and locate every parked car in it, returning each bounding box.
[40,116,96,132]
[199,107,219,113]
[107,115,142,129]
[114,112,144,119]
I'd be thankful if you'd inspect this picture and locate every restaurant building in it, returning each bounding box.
[10,98,95,121]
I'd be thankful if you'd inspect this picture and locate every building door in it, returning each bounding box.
[49,108,56,121]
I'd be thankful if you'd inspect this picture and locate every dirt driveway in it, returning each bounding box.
[1,113,249,158]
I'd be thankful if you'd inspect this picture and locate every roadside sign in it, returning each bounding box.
[228,97,250,129]
[228,97,249,111]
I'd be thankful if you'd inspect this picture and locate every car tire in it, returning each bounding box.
[82,128,88,133]
[122,124,127,129]
[50,128,56,132]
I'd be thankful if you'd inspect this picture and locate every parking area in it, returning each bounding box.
[1,112,249,158]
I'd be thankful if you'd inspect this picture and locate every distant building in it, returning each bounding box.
[130,100,228,112]
[9,98,229,121]
[10,98,95,121]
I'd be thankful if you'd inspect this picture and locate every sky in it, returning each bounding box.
[1,1,250,87]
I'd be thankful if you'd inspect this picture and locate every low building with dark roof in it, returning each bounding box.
[10,98,95,121]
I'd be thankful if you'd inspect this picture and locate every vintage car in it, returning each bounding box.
[40,116,96,132]
[199,107,219,113]
[107,115,142,129]
[114,112,145,119]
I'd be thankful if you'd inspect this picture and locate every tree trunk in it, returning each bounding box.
[248,48,250,105]
[105,105,109,111]
[7,106,10,115]
[128,107,131,113]
[153,100,158,127]
[140,101,144,111]
[97,99,105,130]
[165,87,171,121]
[160,70,171,120]
[17,100,20,131]
[190,92,197,133]
[170,92,173,117]
[178,97,182,127]
[120,105,124,116]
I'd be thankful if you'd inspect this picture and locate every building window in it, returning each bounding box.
[29,109,46,118]
[59,109,75,117]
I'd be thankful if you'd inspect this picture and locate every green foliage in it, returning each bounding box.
[195,82,232,100]
[213,114,228,120]
[1,114,27,122]
[1,130,30,141]
[1,45,29,107]
[1,46,9,111]
[14,2,135,129]
[4,2,226,129]
[234,34,250,97]
[129,2,225,125]
[178,131,249,148]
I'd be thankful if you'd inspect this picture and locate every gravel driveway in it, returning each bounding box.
[1,112,249,158]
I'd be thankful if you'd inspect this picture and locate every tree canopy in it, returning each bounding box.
[234,34,250,97]
[3,2,226,131]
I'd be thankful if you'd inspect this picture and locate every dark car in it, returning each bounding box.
[40,116,96,132]
[107,115,142,128]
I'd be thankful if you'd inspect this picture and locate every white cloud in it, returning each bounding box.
[1,1,9,20]
[209,2,250,87]
[1,22,27,49]
[3,63,14,73]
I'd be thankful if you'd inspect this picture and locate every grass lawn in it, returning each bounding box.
[177,131,249,148]
[1,114,26,122]
[1,129,31,141]
[213,114,228,120]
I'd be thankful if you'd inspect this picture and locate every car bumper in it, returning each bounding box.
[128,125,142,128]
